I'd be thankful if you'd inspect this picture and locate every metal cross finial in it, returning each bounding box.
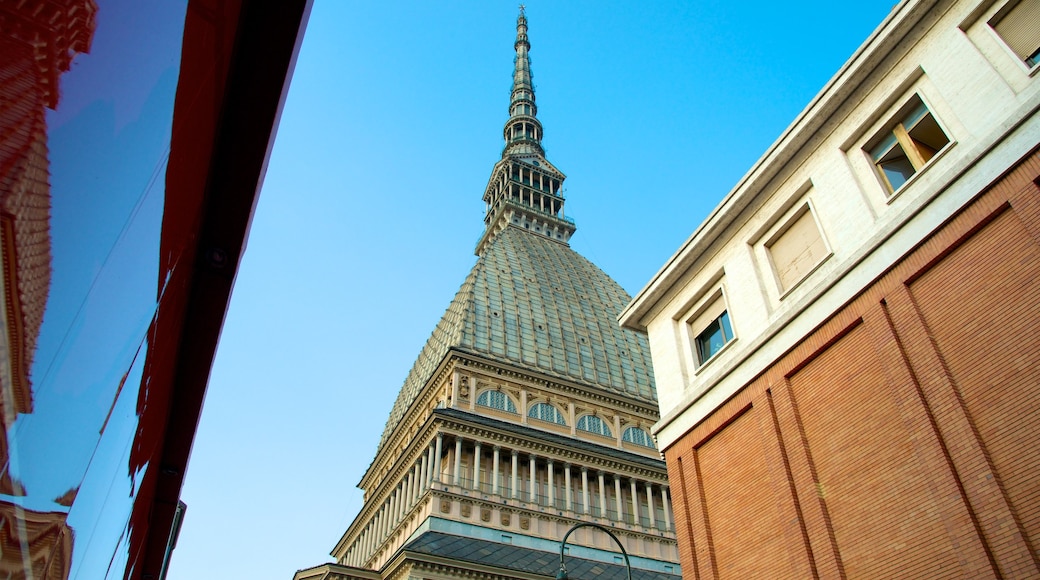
[519,4,525,13]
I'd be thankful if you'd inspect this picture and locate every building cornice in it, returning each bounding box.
[620,0,929,331]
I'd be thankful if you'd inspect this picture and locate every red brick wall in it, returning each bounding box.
[665,148,1040,579]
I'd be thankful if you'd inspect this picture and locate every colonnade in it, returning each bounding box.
[343,432,672,568]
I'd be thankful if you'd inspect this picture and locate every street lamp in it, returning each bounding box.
[557,522,633,580]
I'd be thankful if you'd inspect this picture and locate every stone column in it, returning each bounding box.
[630,479,640,525]
[403,473,412,516]
[397,485,406,523]
[646,482,656,528]
[511,450,519,498]
[433,433,444,483]
[547,460,556,507]
[581,467,590,514]
[520,391,528,424]
[529,455,537,503]
[598,472,607,517]
[564,464,573,511]
[411,463,421,506]
[451,370,460,407]
[614,477,624,522]
[663,486,672,532]
[492,446,501,496]
[453,438,463,486]
[473,442,483,491]
[398,483,406,522]
[424,443,434,487]
[369,520,376,555]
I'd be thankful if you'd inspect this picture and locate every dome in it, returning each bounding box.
[378,226,656,450]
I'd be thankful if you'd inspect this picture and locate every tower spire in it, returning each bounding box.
[476,7,576,256]
[504,5,543,157]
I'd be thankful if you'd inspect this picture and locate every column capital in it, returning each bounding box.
[494,444,501,451]
[511,448,519,457]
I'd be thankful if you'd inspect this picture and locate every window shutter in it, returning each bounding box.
[993,0,1040,62]
[768,208,828,291]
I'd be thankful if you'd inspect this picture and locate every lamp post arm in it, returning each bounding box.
[557,522,632,580]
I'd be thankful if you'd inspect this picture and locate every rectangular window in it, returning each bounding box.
[991,0,1040,67]
[686,292,735,367]
[767,205,829,292]
[868,96,950,194]
[695,310,733,364]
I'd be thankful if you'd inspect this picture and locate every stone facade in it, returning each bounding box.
[621,0,1040,577]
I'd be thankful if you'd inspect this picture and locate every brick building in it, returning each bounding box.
[620,0,1040,577]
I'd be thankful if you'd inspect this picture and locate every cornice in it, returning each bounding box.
[620,0,936,330]
[454,352,660,416]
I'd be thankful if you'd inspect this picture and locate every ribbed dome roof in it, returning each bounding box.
[377,226,656,451]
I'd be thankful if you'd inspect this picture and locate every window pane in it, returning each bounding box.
[478,390,517,413]
[870,133,899,162]
[907,113,949,160]
[720,311,733,341]
[529,403,566,425]
[696,315,730,364]
[877,145,916,191]
[623,427,653,447]
[577,415,612,437]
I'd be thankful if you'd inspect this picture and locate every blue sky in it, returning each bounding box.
[169,1,897,577]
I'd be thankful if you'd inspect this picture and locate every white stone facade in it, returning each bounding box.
[621,0,1040,452]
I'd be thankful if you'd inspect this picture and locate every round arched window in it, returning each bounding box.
[622,426,654,448]
[528,402,566,425]
[576,415,613,438]
[476,390,517,414]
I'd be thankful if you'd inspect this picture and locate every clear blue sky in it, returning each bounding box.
[169,1,896,577]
